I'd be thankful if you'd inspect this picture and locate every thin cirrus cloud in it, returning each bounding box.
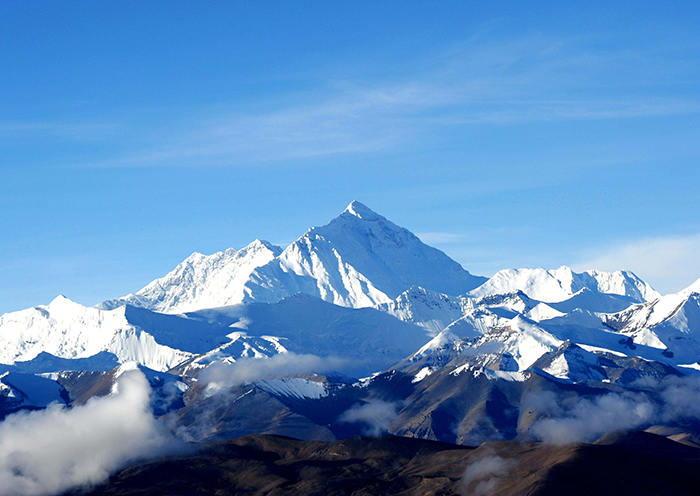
[574,232,700,294]
[72,34,700,169]
[0,120,119,141]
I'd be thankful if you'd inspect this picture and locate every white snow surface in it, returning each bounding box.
[412,366,434,383]
[186,294,431,377]
[375,286,468,335]
[256,377,329,399]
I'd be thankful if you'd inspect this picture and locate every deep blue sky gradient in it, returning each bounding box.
[2,1,700,313]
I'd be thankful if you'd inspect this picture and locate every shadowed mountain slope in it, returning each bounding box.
[68,432,700,496]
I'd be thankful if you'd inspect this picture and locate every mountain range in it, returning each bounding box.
[1,201,699,456]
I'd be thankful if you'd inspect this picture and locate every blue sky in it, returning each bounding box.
[2,1,700,313]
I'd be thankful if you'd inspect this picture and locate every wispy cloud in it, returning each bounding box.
[0,120,118,141]
[70,33,700,168]
[575,232,700,294]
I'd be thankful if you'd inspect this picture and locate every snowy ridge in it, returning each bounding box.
[0,295,232,371]
[173,332,288,376]
[470,266,660,303]
[402,276,700,387]
[101,239,282,313]
[606,278,700,331]
[600,278,700,363]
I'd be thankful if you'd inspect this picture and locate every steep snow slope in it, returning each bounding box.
[186,294,431,376]
[548,288,638,313]
[238,201,485,307]
[101,239,282,313]
[470,266,659,303]
[607,278,700,332]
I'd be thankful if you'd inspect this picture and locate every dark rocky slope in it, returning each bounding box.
[68,431,700,496]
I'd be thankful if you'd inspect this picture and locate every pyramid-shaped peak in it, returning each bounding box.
[50,294,72,304]
[246,238,279,251]
[241,239,283,257]
[47,294,81,309]
[343,200,382,220]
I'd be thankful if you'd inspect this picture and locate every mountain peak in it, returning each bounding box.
[343,200,380,221]
[48,294,75,307]
[245,239,282,254]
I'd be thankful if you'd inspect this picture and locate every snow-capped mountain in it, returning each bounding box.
[470,266,660,303]
[240,201,486,308]
[102,202,485,314]
[101,239,282,313]
[0,200,698,449]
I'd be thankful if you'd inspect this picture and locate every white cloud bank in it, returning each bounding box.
[575,233,700,294]
[0,370,179,496]
[527,376,700,444]
[527,390,656,445]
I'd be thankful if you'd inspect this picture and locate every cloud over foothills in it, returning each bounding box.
[526,391,656,445]
[575,233,700,294]
[338,399,400,436]
[460,451,515,496]
[198,352,347,395]
[526,376,700,444]
[0,370,180,496]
